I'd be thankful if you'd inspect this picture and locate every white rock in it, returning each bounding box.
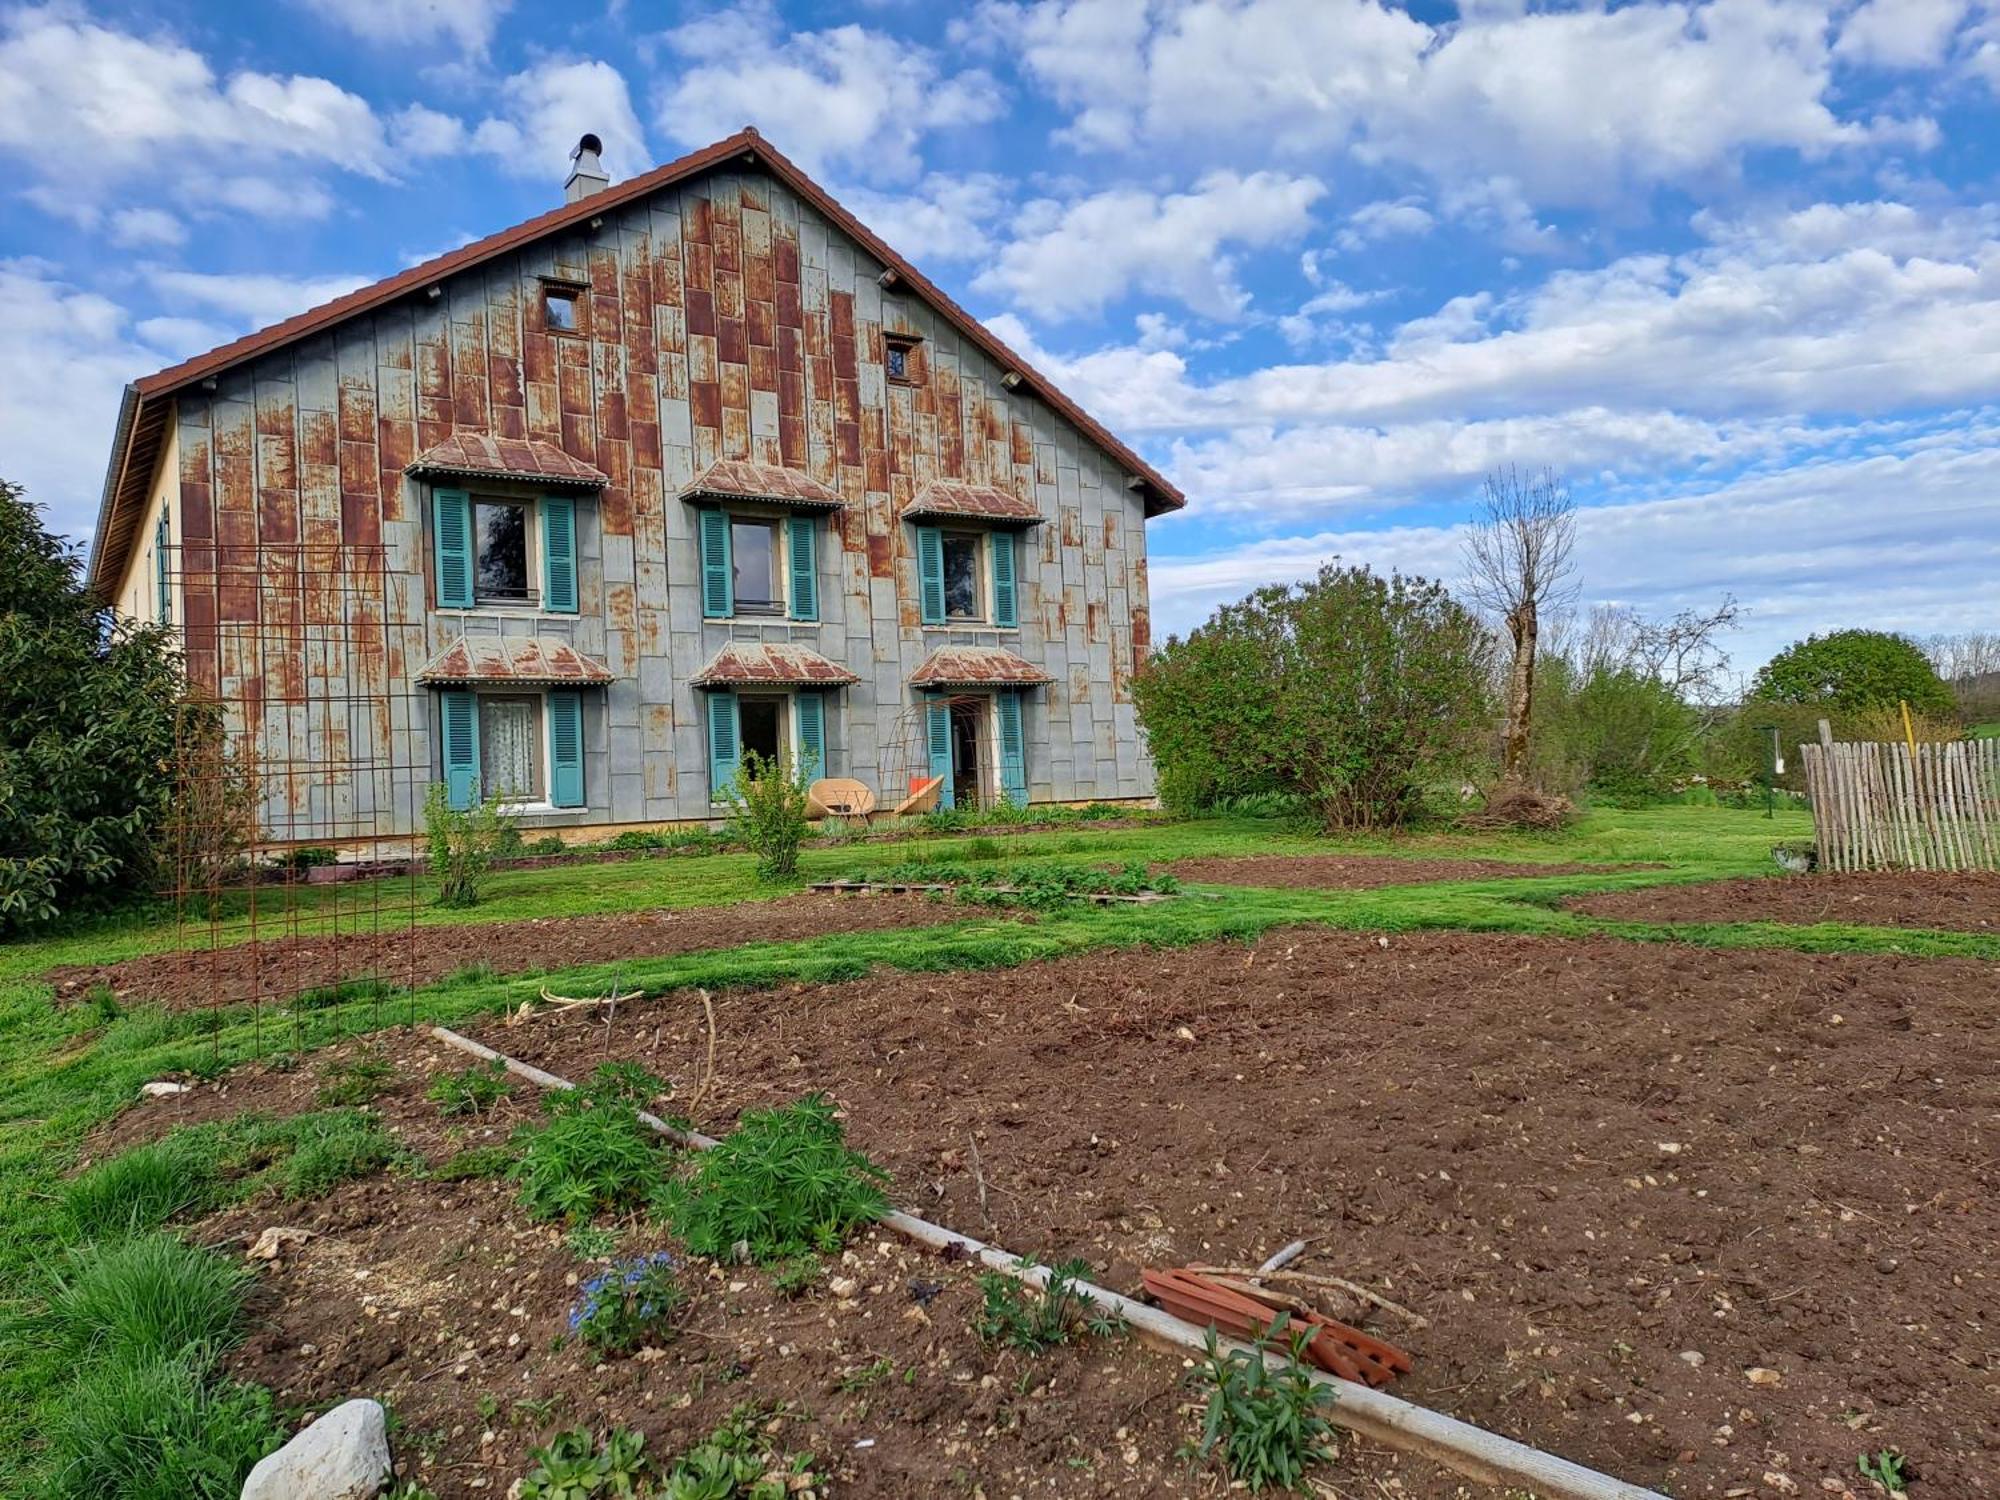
[247,1226,315,1262]
[241,1398,391,1500]
[140,1080,190,1098]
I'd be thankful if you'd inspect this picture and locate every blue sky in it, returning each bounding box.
[3,0,1998,676]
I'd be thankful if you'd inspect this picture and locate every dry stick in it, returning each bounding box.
[966,1132,995,1235]
[427,1025,1663,1500]
[683,989,719,1121]
[1189,1265,1432,1329]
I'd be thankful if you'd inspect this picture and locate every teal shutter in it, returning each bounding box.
[439,689,480,810]
[916,526,944,625]
[433,488,473,608]
[154,513,172,624]
[707,690,740,800]
[786,515,818,621]
[794,691,825,782]
[996,690,1027,806]
[541,496,578,613]
[548,690,584,807]
[990,531,1017,628]
[699,508,733,618]
[925,694,954,810]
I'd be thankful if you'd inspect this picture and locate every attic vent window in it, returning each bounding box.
[542,284,582,335]
[885,333,919,384]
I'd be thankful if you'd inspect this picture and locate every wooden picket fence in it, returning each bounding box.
[1800,738,2000,872]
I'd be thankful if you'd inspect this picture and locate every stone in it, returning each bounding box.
[240,1397,391,1500]
[140,1080,190,1098]
[247,1226,315,1261]
[1746,1366,1783,1387]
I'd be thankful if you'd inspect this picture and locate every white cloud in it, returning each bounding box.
[296,0,512,53]
[108,207,186,249]
[1336,196,1434,251]
[468,58,650,183]
[1836,0,1972,69]
[656,6,1003,180]
[838,173,1011,263]
[144,268,373,331]
[975,170,1326,320]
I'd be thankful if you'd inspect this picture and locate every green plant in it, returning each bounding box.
[510,1066,670,1223]
[1753,629,1955,717]
[85,983,123,1023]
[430,1144,517,1182]
[524,835,568,856]
[975,1259,1123,1352]
[1858,1449,1908,1495]
[35,1234,251,1369]
[272,845,339,874]
[724,753,814,880]
[1194,1315,1337,1491]
[256,1108,407,1198]
[567,1252,685,1355]
[660,1406,822,1499]
[767,1254,821,1298]
[423,781,518,908]
[63,1133,222,1237]
[657,1093,889,1264]
[295,975,399,1012]
[428,1059,514,1116]
[517,1426,653,1499]
[317,1051,394,1106]
[565,1223,619,1260]
[40,1351,284,1500]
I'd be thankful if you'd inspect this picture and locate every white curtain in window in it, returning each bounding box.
[481,697,541,799]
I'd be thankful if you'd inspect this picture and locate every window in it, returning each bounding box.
[885,334,917,383]
[731,519,782,615]
[543,284,581,334]
[738,695,786,768]
[941,532,982,621]
[707,690,827,800]
[474,498,534,605]
[479,694,544,801]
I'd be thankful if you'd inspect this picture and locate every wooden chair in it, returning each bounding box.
[808,777,877,820]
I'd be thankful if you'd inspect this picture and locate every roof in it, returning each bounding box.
[903,480,1043,527]
[690,642,861,689]
[417,635,614,686]
[681,459,846,511]
[408,433,608,489]
[910,646,1054,689]
[87,126,1182,598]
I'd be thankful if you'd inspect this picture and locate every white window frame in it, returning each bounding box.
[471,493,544,611]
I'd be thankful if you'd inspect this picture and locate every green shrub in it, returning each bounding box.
[976,1259,1123,1352]
[1195,1315,1337,1491]
[423,782,517,907]
[41,1352,284,1500]
[724,753,814,879]
[429,1144,517,1182]
[658,1093,889,1264]
[510,1066,670,1223]
[427,1059,514,1116]
[36,1234,251,1369]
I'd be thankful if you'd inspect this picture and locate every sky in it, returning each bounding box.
[3,0,1998,680]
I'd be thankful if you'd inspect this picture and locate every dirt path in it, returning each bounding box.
[1572,869,2000,933]
[1164,853,1653,888]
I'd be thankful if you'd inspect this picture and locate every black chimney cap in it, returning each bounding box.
[575,132,603,157]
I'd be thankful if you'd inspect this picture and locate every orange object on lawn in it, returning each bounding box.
[1140,1267,1413,1388]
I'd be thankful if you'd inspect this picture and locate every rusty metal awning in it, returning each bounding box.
[902,480,1043,527]
[407,433,609,489]
[910,646,1052,689]
[418,636,614,686]
[680,459,847,511]
[690,642,860,689]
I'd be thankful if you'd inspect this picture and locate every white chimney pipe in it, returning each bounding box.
[565,133,609,203]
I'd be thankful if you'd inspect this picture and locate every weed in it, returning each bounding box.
[657,1093,889,1264]
[1858,1450,1909,1495]
[567,1252,685,1356]
[36,1234,250,1369]
[40,1351,284,1500]
[517,1426,652,1499]
[836,1357,895,1392]
[565,1223,619,1260]
[252,1108,407,1199]
[317,1051,394,1106]
[767,1254,821,1299]
[428,1058,514,1116]
[511,1066,670,1223]
[294,976,398,1012]
[660,1405,823,1498]
[447,961,498,987]
[430,1144,517,1182]
[975,1259,1123,1352]
[85,983,122,1023]
[1194,1315,1337,1491]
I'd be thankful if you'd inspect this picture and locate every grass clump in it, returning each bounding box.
[429,1143,517,1182]
[63,1132,223,1238]
[427,1058,514,1116]
[975,1258,1123,1352]
[509,1065,669,1224]
[657,1093,888,1264]
[246,1108,408,1199]
[41,1351,285,1500]
[35,1233,251,1368]
[1194,1315,1336,1491]
[316,1050,394,1105]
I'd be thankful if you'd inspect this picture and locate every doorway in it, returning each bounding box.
[949,698,984,809]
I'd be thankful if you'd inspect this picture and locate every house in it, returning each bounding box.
[87,128,1181,843]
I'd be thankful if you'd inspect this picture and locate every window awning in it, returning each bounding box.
[680,459,847,511]
[902,480,1043,527]
[910,646,1053,689]
[690,642,861,689]
[417,635,614,686]
[407,433,609,489]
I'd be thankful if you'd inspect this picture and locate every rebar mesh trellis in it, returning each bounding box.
[882,694,1006,812]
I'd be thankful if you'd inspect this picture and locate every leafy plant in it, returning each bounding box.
[1753,629,1955,717]
[1194,1315,1337,1491]
[660,1406,822,1500]
[317,1051,394,1106]
[423,781,518,908]
[1858,1449,1909,1496]
[517,1426,653,1500]
[567,1252,685,1355]
[566,1223,619,1260]
[255,1108,408,1199]
[657,1093,889,1264]
[428,1059,514,1116]
[975,1258,1123,1352]
[510,1066,670,1224]
[724,752,814,880]
[767,1255,821,1299]
[34,1234,251,1370]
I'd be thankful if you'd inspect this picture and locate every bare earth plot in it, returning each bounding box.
[1571,870,2000,933]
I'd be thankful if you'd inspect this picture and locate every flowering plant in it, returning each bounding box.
[567,1250,684,1355]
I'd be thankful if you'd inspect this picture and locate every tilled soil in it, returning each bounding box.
[1572,870,2000,933]
[1164,853,1652,889]
[45,893,960,1012]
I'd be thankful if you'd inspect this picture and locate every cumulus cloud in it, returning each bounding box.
[468,58,651,182]
[144,268,373,331]
[1835,0,1972,69]
[107,207,186,249]
[975,170,1326,319]
[296,0,512,54]
[1336,196,1435,250]
[838,173,1011,263]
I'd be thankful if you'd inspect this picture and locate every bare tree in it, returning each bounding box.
[1462,466,1577,783]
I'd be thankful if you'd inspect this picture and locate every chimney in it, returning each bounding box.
[564,133,609,203]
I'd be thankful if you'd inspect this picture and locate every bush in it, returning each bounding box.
[1195,1315,1337,1491]
[1752,630,1955,717]
[423,782,517,907]
[1133,564,1493,831]
[1530,659,1700,800]
[510,1065,670,1223]
[36,1234,251,1370]
[725,753,813,879]
[41,1351,284,1500]
[658,1094,889,1263]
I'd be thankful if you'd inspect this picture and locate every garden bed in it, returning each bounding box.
[1163,853,1654,889]
[47,892,960,1012]
[1570,869,2000,933]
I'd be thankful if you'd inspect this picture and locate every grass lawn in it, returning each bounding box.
[5,799,1990,1494]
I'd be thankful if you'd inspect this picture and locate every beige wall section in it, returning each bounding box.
[109,424,181,632]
